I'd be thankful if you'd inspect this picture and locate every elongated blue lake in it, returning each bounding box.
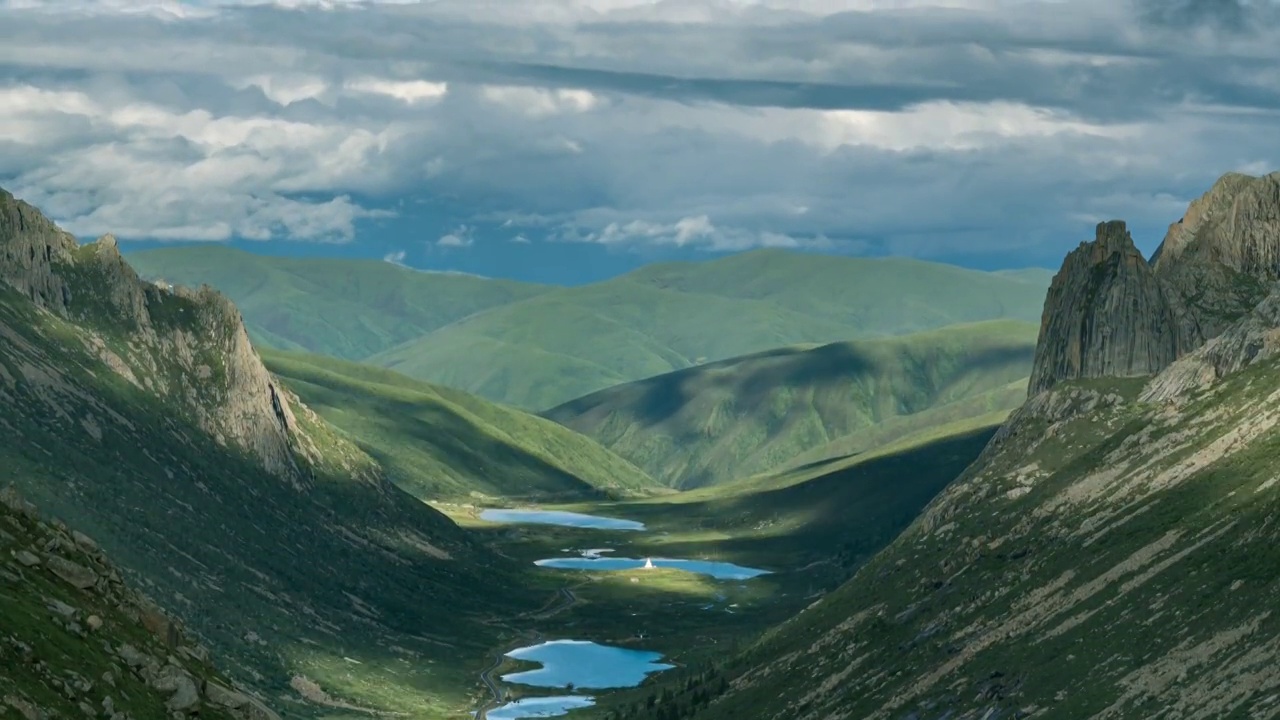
[502,640,673,689]
[479,509,646,531]
[534,556,770,580]
[486,695,596,719]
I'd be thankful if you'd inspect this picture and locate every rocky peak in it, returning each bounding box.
[0,189,78,311]
[1028,220,1191,396]
[1151,171,1280,274]
[1029,170,1280,397]
[0,188,305,483]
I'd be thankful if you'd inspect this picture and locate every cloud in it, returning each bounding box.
[346,78,449,104]
[0,0,1276,259]
[436,225,474,247]
[511,233,531,243]
[383,249,407,264]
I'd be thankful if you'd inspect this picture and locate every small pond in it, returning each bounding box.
[486,695,596,719]
[480,509,646,531]
[534,556,770,580]
[502,640,673,689]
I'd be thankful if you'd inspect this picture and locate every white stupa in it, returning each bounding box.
[643,557,656,570]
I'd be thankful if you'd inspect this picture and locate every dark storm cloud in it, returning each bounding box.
[1135,0,1280,31]
[0,0,1276,259]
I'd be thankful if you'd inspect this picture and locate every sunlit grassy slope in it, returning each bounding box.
[130,245,1051,409]
[261,348,661,501]
[126,245,551,360]
[545,320,1037,489]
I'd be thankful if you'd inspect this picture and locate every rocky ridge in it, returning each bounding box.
[1,484,279,720]
[0,189,531,716]
[1030,171,1280,396]
[0,189,309,483]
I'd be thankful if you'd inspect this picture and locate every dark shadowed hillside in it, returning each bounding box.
[546,320,1037,489]
[0,188,537,717]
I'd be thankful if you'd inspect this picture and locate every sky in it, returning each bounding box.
[1,0,1278,285]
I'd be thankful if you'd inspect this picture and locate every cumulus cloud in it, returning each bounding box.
[383,249,407,264]
[437,225,474,247]
[0,0,1276,258]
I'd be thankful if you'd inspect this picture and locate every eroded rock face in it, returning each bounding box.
[1030,171,1280,397]
[0,188,303,483]
[1028,221,1193,396]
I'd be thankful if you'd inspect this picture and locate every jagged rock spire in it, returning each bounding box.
[1029,170,1280,397]
[1028,220,1188,396]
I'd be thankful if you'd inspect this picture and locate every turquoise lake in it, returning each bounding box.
[534,556,770,580]
[501,640,674,689]
[479,509,646,531]
[486,695,596,719]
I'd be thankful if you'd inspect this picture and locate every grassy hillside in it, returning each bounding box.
[0,192,541,717]
[261,349,661,501]
[591,413,1007,579]
[622,250,1050,332]
[132,245,1051,409]
[545,320,1038,489]
[1,486,273,720]
[631,347,1280,718]
[127,245,550,360]
[375,254,1052,409]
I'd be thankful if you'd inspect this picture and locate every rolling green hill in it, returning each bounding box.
[261,349,662,501]
[129,245,1052,410]
[0,189,539,717]
[126,245,550,360]
[544,320,1038,489]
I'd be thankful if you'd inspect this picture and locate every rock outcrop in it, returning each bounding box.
[1141,285,1280,403]
[1030,171,1280,396]
[1,485,280,720]
[0,188,303,482]
[1028,221,1193,395]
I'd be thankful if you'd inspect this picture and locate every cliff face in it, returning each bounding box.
[1029,171,1280,397]
[1028,221,1192,396]
[0,188,303,482]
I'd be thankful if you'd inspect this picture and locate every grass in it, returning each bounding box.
[544,320,1037,489]
[125,245,552,361]
[128,245,1052,409]
[638,361,1280,720]
[0,215,541,718]
[0,511,246,720]
[260,348,662,502]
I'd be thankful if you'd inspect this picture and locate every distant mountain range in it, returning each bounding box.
[129,246,1053,410]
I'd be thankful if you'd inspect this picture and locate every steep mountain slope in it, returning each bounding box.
[545,321,1037,489]
[636,170,1280,720]
[127,245,550,360]
[375,253,1052,409]
[1,486,276,720]
[0,188,536,717]
[261,349,660,501]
